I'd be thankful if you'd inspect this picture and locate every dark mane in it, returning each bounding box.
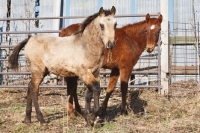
[76,10,113,34]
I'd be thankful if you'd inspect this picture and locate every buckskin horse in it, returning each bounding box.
[60,13,162,117]
[8,6,117,126]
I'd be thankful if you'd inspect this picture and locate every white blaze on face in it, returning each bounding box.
[150,25,155,30]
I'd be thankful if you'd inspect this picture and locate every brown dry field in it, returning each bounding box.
[0,79,200,133]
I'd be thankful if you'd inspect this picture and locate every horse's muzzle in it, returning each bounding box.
[106,41,116,50]
[146,46,155,53]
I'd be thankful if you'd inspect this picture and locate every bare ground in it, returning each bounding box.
[0,79,200,133]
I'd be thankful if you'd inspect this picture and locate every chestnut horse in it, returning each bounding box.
[8,6,117,126]
[60,14,162,116]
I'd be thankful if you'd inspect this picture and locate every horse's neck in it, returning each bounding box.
[122,22,147,53]
[83,22,101,44]
[80,22,104,54]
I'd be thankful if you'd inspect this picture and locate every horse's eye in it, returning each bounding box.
[100,24,104,30]
[114,23,117,29]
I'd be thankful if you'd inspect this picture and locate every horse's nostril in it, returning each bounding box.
[106,41,115,49]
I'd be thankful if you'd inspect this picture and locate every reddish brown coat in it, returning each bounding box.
[61,14,163,116]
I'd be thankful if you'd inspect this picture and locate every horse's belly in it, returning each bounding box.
[44,58,77,77]
[49,66,77,77]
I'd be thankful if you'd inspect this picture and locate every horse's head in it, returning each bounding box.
[145,14,162,53]
[98,6,117,50]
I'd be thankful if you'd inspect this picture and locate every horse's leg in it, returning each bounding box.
[23,81,32,123]
[119,67,133,115]
[84,88,93,114]
[73,84,82,115]
[80,72,101,126]
[101,67,120,115]
[30,72,46,124]
[65,77,81,118]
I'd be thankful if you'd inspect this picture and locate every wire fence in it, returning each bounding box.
[169,22,200,84]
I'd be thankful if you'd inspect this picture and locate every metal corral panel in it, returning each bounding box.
[135,0,160,22]
[171,45,198,66]
[39,0,61,36]
[69,0,98,24]
[195,0,200,23]
[173,0,192,23]
[10,0,35,40]
[132,0,161,85]
[170,22,199,83]
[9,0,35,67]
[39,0,54,30]
[170,0,200,83]
[173,0,197,36]
[0,0,7,43]
[69,0,132,27]
[102,0,132,27]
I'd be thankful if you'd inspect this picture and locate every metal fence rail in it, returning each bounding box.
[0,14,161,89]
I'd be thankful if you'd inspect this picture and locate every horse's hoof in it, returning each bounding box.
[75,111,84,118]
[40,121,47,126]
[93,116,104,128]
[75,107,82,115]
[22,118,31,124]
[99,110,107,118]
[68,112,75,118]
[100,107,107,116]
[121,109,128,115]
[85,114,95,127]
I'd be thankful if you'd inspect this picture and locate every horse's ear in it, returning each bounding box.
[110,6,116,15]
[158,14,163,23]
[146,13,150,23]
[99,7,105,16]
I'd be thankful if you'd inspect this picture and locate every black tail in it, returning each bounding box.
[8,35,31,70]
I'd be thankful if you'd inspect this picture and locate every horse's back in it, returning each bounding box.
[24,35,75,68]
[60,23,81,37]
[25,35,75,54]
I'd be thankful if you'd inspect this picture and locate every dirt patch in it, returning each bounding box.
[0,81,200,132]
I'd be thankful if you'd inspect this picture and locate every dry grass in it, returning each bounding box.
[0,83,200,133]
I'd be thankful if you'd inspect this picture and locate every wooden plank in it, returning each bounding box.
[170,65,198,75]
